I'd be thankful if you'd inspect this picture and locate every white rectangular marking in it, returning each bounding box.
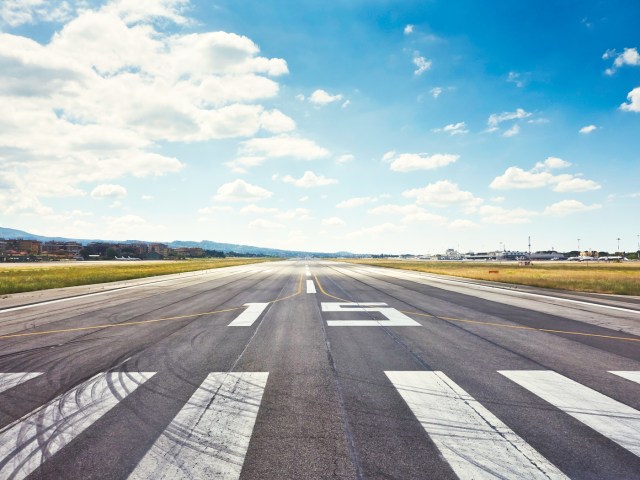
[0,372,43,395]
[306,280,316,294]
[500,370,640,457]
[610,371,640,384]
[322,302,420,326]
[128,372,268,480]
[0,371,154,480]
[386,371,567,479]
[228,303,269,327]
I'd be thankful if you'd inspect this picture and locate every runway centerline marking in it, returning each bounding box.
[228,303,270,327]
[306,280,317,294]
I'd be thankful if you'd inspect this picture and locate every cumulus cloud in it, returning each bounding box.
[0,1,292,215]
[603,48,640,75]
[336,154,354,164]
[239,135,329,160]
[488,108,531,127]
[448,219,478,229]
[620,87,640,112]
[282,170,337,188]
[404,24,414,35]
[502,124,520,137]
[308,89,343,106]
[579,125,598,134]
[91,184,127,199]
[430,87,443,98]
[403,180,483,210]
[336,196,378,208]
[543,200,602,216]
[0,0,76,27]
[249,218,284,229]
[413,53,432,75]
[433,122,468,135]
[490,157,600,192]
[383,151,459,172]
[213,179,273,202]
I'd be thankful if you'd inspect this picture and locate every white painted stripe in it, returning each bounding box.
[610,371,640,384]
[128,372,268,480]
[227,303,269,327]
[323,302,421,326]
[500,370,640,457]
[386,371,566,479]
[0,372,43,395]
[306,280,316,294]
[0,371,154,480]
[306,272,311,277]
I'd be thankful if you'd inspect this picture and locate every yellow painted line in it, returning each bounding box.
[401,310,640,343]
[313,273,350,302]
[0,307,244,340]
[0,272,304,340]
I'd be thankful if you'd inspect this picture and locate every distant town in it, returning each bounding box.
[0,238,254,262]
[1,237,637,263]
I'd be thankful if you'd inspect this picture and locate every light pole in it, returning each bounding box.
[577,238,581,252]
[617,237,621,253]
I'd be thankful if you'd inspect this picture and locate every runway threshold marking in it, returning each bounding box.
[228,303,270,327]
[386,371,567,479]
[610,371,640,384]
[0,372,43,394]
[0,274,303,339]
[322,303,420,326]
[306,280,316,294]
[401,310,640,343]
[0,371,155,480]
[129,372,268,480]
[500,370,640,457]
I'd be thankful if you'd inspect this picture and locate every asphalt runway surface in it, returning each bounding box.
[0,260,639,479]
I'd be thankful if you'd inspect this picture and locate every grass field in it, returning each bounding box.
[337,259,640,296]
[0,258,277,295]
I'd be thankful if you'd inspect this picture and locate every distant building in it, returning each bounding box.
[42,241,82,257]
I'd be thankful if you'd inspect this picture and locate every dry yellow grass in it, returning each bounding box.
[0,258,277,295]
[336,259,640,296]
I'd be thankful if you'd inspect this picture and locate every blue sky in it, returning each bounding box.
[1,0,639,254]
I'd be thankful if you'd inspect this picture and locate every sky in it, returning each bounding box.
[0,0,639,255]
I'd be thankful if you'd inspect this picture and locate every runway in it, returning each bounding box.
[0,260,639,479]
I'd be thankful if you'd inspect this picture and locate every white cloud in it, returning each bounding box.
[533,157,571,170]
[282,170,338,188]
[579,125,598,134]
[620,87,640,112]
[336,154,354,164]
[299,195,309,202]
[275,208,311,221]
[433,122,468,135]
[239,204,278,215]
[223,156,266,174]
[507,71,524,88]
[141,195,154,201]
[543,200,602,216]
[336,196,378,208]
[404,24,414,35]
[403,180,483,210]
[91,184,127,199]
[368,204,447,224]
[239,135,329,160]
[430,87,443,98]
[413,53,432,75]
[604,48,640,75]
[0,1,291,213]
[487,108,531,127]
[213,179,273,202]
[322,217,346,227]
[0,0,75,27]
[478,205,538,224]
[347,222,404,238]
[341,100,350,108]
[249,218,284,229]
[309,89,343,106]
[490,158,600,192]
[384,151,459,172]
[502,124,520,137]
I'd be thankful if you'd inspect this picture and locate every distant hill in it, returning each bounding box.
[0,227,356,258]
